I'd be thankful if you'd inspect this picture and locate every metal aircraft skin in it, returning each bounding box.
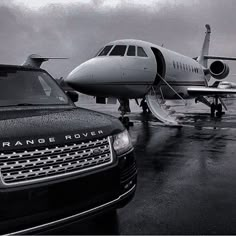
[65,25,236,125]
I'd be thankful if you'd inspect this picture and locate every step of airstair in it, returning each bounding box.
[146,87,181,126]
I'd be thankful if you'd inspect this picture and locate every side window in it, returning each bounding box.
[176,62,179,69]
[173,61,176,69]
[110,45,127,56]
[127,46,136,56]
[98,45,113,56]
[137,47,148,57]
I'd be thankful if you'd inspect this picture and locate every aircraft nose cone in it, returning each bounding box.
[65,57,122,96]
[66,61,92,87]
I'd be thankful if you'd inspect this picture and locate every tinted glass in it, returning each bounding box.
[127,46,136,56]
[94,47,103,57]
[137,47,148,57]
[110,45,127,56]
[98,45,113,56]
[0,67,69,107]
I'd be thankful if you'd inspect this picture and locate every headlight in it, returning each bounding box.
[113,130,133,156]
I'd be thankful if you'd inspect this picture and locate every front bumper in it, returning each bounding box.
[8,184,136,235]
[1,151,137,235]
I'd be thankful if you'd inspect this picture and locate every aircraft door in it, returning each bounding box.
[151,47,166,85]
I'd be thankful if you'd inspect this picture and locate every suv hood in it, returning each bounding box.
[0,107,124,151]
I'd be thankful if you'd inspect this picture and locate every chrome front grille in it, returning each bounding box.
[0,137,113,186]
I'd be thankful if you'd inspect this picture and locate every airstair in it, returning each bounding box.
[146,86,180,125]
[146,73,188,126]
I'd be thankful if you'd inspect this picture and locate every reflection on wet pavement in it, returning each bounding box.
[119,116,236,234]
[53,99,236,234]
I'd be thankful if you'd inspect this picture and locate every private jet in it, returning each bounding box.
[218,81,236,89]
[66,25,236,126]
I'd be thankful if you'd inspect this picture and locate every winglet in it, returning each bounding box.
[22,54,68,68]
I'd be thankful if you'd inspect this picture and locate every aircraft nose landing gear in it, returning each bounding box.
[118,99,134,129]
[119,116,133,129]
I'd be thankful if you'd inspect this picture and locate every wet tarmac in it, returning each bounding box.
[51,98,236,234]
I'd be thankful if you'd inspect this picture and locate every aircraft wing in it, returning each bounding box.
[204,56,236,61]
[187,87,236,96]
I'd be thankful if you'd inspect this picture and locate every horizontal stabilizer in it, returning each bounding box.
[23,54,68,68]
[204,56,236,61]
[188,87,236,96]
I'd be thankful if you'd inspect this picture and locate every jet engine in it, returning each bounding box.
[209,60,230,80]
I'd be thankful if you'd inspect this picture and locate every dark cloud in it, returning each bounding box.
[0,0,236,79]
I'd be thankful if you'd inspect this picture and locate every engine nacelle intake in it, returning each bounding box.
[209,60,230,80]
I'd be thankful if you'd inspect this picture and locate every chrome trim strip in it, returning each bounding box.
[6,184,136,235]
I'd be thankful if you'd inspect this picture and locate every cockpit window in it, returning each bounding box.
[110,45,127,56]
[127,46,136,56]
[98,45,113,56]
[137,47,148,57]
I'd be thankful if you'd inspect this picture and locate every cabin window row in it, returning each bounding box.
[97,45,148,57]
[173,61,200,74]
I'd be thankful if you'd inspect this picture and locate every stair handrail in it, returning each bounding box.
[157,73,187,106]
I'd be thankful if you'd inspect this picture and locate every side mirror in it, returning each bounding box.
[66,91,79,103]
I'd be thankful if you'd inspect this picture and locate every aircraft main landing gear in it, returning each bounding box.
[211,97,225,118]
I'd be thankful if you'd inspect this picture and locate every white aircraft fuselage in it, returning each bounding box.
[66,39,206,100]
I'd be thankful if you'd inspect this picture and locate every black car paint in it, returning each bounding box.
[0,65,137,235]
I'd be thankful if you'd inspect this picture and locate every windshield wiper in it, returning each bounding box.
[15,103,43,106]
[0,103,47,107]
[0,103,71,108]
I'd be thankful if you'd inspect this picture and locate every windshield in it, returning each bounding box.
[97,45,113,56]
[0,67,69,107]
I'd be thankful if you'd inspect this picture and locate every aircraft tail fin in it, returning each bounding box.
[197,24,211,68]
[22,54,68,68]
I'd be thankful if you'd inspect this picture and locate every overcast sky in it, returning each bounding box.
[0,0,236,79]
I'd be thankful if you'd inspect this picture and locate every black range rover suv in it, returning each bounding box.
[0,65,137,235]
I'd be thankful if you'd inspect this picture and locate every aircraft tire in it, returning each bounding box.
[216,104,223,118]
[119,116,130,129]
[123,117,130,129]
[211,103,215,117]
[217,104,223,113]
